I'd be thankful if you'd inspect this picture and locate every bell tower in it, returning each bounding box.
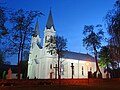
[31,20,41,49]
[43,9,56,55]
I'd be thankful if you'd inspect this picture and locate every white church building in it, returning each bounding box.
[27,10,105,79]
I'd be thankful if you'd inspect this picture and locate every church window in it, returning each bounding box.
[61,64,64,75]
[82,66,84,76]
[50,36,53,43]
[45,36,47,43]
[53,36,56,43]
[32,43,33,48]
[50,64,52,69]
[50,50,52,55]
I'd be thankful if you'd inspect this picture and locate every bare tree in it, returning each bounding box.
[7,9,43,79]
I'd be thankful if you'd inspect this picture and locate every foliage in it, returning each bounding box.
[45,36,56,55]
[45,35,67,56]
[83,25,104,77]
[0,6,8,61]
[106,0,120,67]
[7,9,42,55]
[56,36,67,79]
[4,9,43,79]
[0,50,5,64]
[83,25,104,51]
[45,35,67,79]
[0,6,8,38]
[56,36,67,55]
[0,49,10,65]
[99,46,111,68]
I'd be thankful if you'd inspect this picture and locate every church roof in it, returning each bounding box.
[33,20,40,37]
[63,51,95,62]
[46,9,55,30]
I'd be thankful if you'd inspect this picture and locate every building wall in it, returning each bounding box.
[60,59,96,79]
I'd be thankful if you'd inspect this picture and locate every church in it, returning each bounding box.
[27,10,105,79]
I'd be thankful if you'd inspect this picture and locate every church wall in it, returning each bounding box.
[39,55,57,79]
[60,58,96,79]
[28,43,43,79]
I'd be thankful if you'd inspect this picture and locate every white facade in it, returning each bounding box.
[27,10,105,79]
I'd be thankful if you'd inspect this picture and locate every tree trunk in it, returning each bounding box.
[93,45,102,78]
[58,54,60,79]
[21,32,26,62]
[18,28,22,80]
[17,42,21,80]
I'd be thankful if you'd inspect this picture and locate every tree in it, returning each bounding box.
[6,9,43,79]
[99,46,111,78]
[99,46,111,68]
[106,0,120,68]
[0,6,8,38]
[0,49,10,65]
[56,36,67,79]
[0,50,5,64]
[83,25,104,78]
[45,35,67,79]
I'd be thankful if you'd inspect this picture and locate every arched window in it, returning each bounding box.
[50,36,53,43]
[50,64,52,69]
[45,36,47,43]
[61,64,64,75]
[82,66,84,76]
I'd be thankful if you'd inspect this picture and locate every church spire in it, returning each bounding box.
[46,9,55,30]
[33,20,40,37]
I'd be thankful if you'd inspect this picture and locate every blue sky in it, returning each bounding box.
[2,0,115,64]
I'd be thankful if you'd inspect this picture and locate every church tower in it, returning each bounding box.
[28,10,58,79]
[28,20,41,79]
[41,9,57,79]
[31,20,41,50]
[43,9,56,55]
